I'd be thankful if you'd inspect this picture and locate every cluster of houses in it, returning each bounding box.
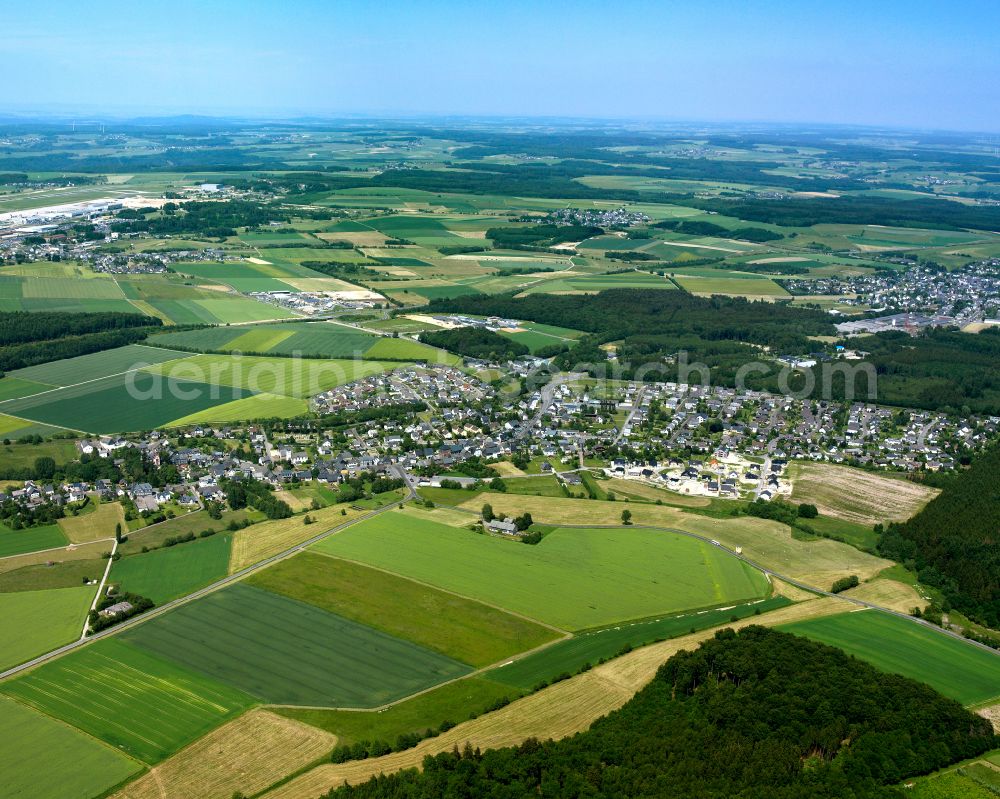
[516,379,995,481]
[313,366,493,415]
[606,456,789,500]
[787,260,1000,326]
[4,478,193,514]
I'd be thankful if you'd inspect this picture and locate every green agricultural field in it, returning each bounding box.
[122,583,471,707]
[504,474,566,497]
[314,513,771,630]
[780,610,1000,706]
[2,638,255,764]
[166,392,308,425]
[145,297,296,325]
[0,521,67,558]
[6,344,189,386]
[672,274,789,297]
[0,377,53,401]
[0,586,94,670]
[0,413,65,440]
[245,552,558,666]
[109,533,231,604]
[489,596,792,690]
[145,353,400,397]
[520,272,678,294]
[0,371,254,433]
[369,215,468,246]
[0,695,141,799]
[275,676,518,747]
[365,336,459,362]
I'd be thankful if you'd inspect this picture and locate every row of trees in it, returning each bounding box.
[222,478,292,520]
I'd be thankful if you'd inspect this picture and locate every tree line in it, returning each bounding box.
[879,444,1000,627]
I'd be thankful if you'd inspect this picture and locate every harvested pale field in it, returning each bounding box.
[842,578,927,614]
[491,461,527,477]
[273,490,310,512]
[788,462,938,525]
[246,257,272,265]
[404,313,456,329]
[977,703,1000,733]
[264,597,844,799]
[58,501,126,543]
[229,506,366,572]
[112,709,337,799]
[747,256,812,264]
[0,540,107,575]
[460,492,891,588]
[602,477,710,507]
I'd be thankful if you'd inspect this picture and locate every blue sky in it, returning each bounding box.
[4,0,999,131]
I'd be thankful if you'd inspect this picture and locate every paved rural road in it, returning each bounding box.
[0,466,417,681]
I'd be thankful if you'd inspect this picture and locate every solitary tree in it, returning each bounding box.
[621,509,632,526]
[481,503,495,522]
[114,523,122,543]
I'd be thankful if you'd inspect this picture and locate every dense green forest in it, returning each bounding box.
[325,627,995,799]
[879,446,1000,627]
[690,195,1000,231]
[0,311,162,373]
[419,327,529,360]
[0,310,155,345]
[654,218,785,243]
[113,200,285,238]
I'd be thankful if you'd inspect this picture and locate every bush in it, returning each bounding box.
[831,575,860,593]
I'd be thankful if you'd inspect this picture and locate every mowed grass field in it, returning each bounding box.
[228,504,367,572]
[788,461,939,525]
[57,499,126,544]
[314,513,771,630]
[2,638,255,764]
[246,553,558,666]
[780,610,1000,706]
[121,583,471,707]
[110,709,338,799]
[0,695,140,799]
[0,585,94,670]
[110,534,232,604]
